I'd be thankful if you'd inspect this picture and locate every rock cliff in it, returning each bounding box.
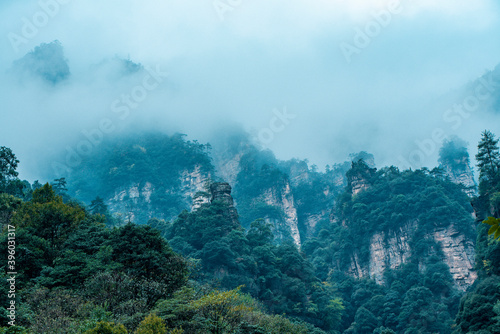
[442,157,477,197]
[345,220,477,291]
[107,165,211,223]
[262,181,301,247]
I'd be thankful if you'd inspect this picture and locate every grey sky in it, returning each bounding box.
[1,0,500,181]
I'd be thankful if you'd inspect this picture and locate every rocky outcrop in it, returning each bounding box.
[368,222,414,284]
[262,181,301,247]
[191,191,211,211]
[214,153,243,187]
[350,176,371,196]
[181,165,211,202]
[433,225,477,290]
[107,165,211,223]
[210,182,239,227]
[108,182,154,222]
[211,182,234,205]
[287,160,310,187]
[344,221,477,290]
[347,160,376,196]
[441,156,477,197]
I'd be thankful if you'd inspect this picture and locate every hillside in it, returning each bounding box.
[11,129,483,333]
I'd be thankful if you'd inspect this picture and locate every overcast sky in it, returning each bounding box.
[1,0,500,181]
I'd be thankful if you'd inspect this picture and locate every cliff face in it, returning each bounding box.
[262,181,301,247]
[345,220,477,291]
[347,160,376,196]
[433,224,477,290]
[107,165,211,223]
[90,134,479,292]
[367,222,415,284]
[181,165,210,203]
[108,181,155,222]
[441,156,477,197]
[338,159,478,291]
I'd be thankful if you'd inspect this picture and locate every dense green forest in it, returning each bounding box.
[1,130,500,333]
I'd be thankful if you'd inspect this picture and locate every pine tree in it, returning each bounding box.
[476,130,500,182]
[51,177,68,194]
[90,196,108,215]
[0,146,19,192]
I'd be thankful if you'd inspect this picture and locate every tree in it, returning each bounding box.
[13,184,85,250]
[0,147,19,186]
[191,286,254,334]
[105,223,189,292]
[51,177,68,194]
[0,147,23,196]
[351,307,379,334]
[84,321,127,334]
[476,130,500,182]
[90,196,108,215]
[134,314,167,334]
[439,137,469,168]
[0,193,22,225]
[246,219,274,247]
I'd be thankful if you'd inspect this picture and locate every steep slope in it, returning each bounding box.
[306,161,477,291]
[59,133,213,223]
[438,137,477,197]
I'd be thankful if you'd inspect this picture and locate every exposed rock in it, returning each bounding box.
[350,176,371,196]
[141,182,153,203]
[433,224,477,291]
[262,181,301,247]
[191,191,211,211]
[107,165,211,223]
[108,182,155,223]
[181,165,210,202]
[368,222,415,284]
[344,220,477,290]
[441,156,477,197]
[305,213,325,231]
[287,160,310,187]
[210,182,234,205]
[347,160,376,196]
[210,182,239,226]
[215,153,243,187]
[348,252,367,279]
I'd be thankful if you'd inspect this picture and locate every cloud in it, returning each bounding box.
[1,0,500,181]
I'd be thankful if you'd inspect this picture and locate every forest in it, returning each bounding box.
[0,129,499,334]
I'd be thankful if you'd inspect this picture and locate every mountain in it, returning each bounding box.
[34,126,485,333]
[51,130,478,290]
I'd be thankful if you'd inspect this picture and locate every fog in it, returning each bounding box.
[1,0,500,182]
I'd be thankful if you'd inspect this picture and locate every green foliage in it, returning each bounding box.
[134,314,167,334]
[61,133,213,221]
[14,183,86,248]
[0,193,22,225]
[154,284,315,334]
[0,147,19,188]
[476,130,500,183]
[454,131,500,333]
[106,223,189,287]
[0,326,29,334]
[454,276,500,333]
[439,136,470,169]
[484,216,500,239]
[84,321,128,334]
[302,163,474,333]
[166,200,335,331]
[0,147,29,199]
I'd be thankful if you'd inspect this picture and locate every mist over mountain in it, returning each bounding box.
[1,1,500,182]
[2,1,500,333]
